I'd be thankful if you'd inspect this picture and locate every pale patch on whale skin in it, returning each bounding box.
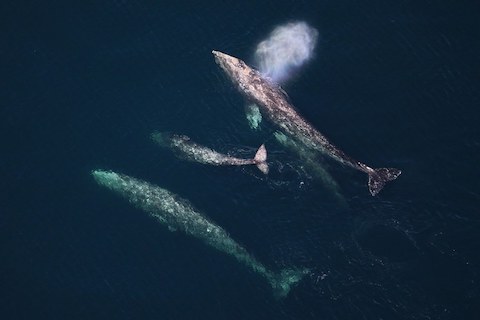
[91,169,308,297]
[151,132,268,174]
[212,50,401,196]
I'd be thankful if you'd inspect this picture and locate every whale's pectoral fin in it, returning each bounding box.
[245,103,262,130]
[368,168,402,196]
[254,144,269,174]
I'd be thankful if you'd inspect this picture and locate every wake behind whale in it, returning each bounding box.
[92,169,308,297]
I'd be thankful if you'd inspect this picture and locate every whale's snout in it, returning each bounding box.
[212,50,225,59]
[212,50,227,66]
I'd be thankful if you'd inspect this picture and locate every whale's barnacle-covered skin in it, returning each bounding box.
[151,132,268,174]
[212,50,401,196]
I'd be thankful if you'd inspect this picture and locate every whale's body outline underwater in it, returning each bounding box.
[92,169,308,298]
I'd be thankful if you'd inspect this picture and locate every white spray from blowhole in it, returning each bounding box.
[254,21,319,84]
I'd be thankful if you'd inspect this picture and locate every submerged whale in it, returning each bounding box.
[273,131,347,205]
[92,169,307,297]
[151,132,269,174]
[245,103,346,204]
[212,50,401,196]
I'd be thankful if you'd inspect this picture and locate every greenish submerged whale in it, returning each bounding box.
[92,169,308,297]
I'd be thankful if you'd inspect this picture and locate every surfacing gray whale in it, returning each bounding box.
[151,132,268,174]
[212,50,401,196]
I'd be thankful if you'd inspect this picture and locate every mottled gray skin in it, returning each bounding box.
[152,132,268,174]
[212,50,401,196]
[155,133,256,165]
[92,170,306,297]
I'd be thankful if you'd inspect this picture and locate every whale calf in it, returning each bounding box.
[212,50,401,196]
[151,132,269,174]
[92,169,307,297]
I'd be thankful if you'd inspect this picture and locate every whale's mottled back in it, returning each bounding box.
[213,50,401,196]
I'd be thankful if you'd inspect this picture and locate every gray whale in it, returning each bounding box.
[152,132,268,174]
[92,169,308,297]
[212,50,401,196]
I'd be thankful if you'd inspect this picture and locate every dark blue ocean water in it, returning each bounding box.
[1,1,479,319]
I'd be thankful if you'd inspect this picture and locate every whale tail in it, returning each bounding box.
[368,168,402,196]
[269,268,309,299]
[253,144,269,174]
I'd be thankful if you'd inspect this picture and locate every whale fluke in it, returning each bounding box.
[253,144,269,174]
[254,144,267,162]
[368,168,402,196]
[269,268,310,298]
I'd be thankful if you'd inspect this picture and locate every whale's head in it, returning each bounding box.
[212,50,237,72]
[212,50,252,86]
